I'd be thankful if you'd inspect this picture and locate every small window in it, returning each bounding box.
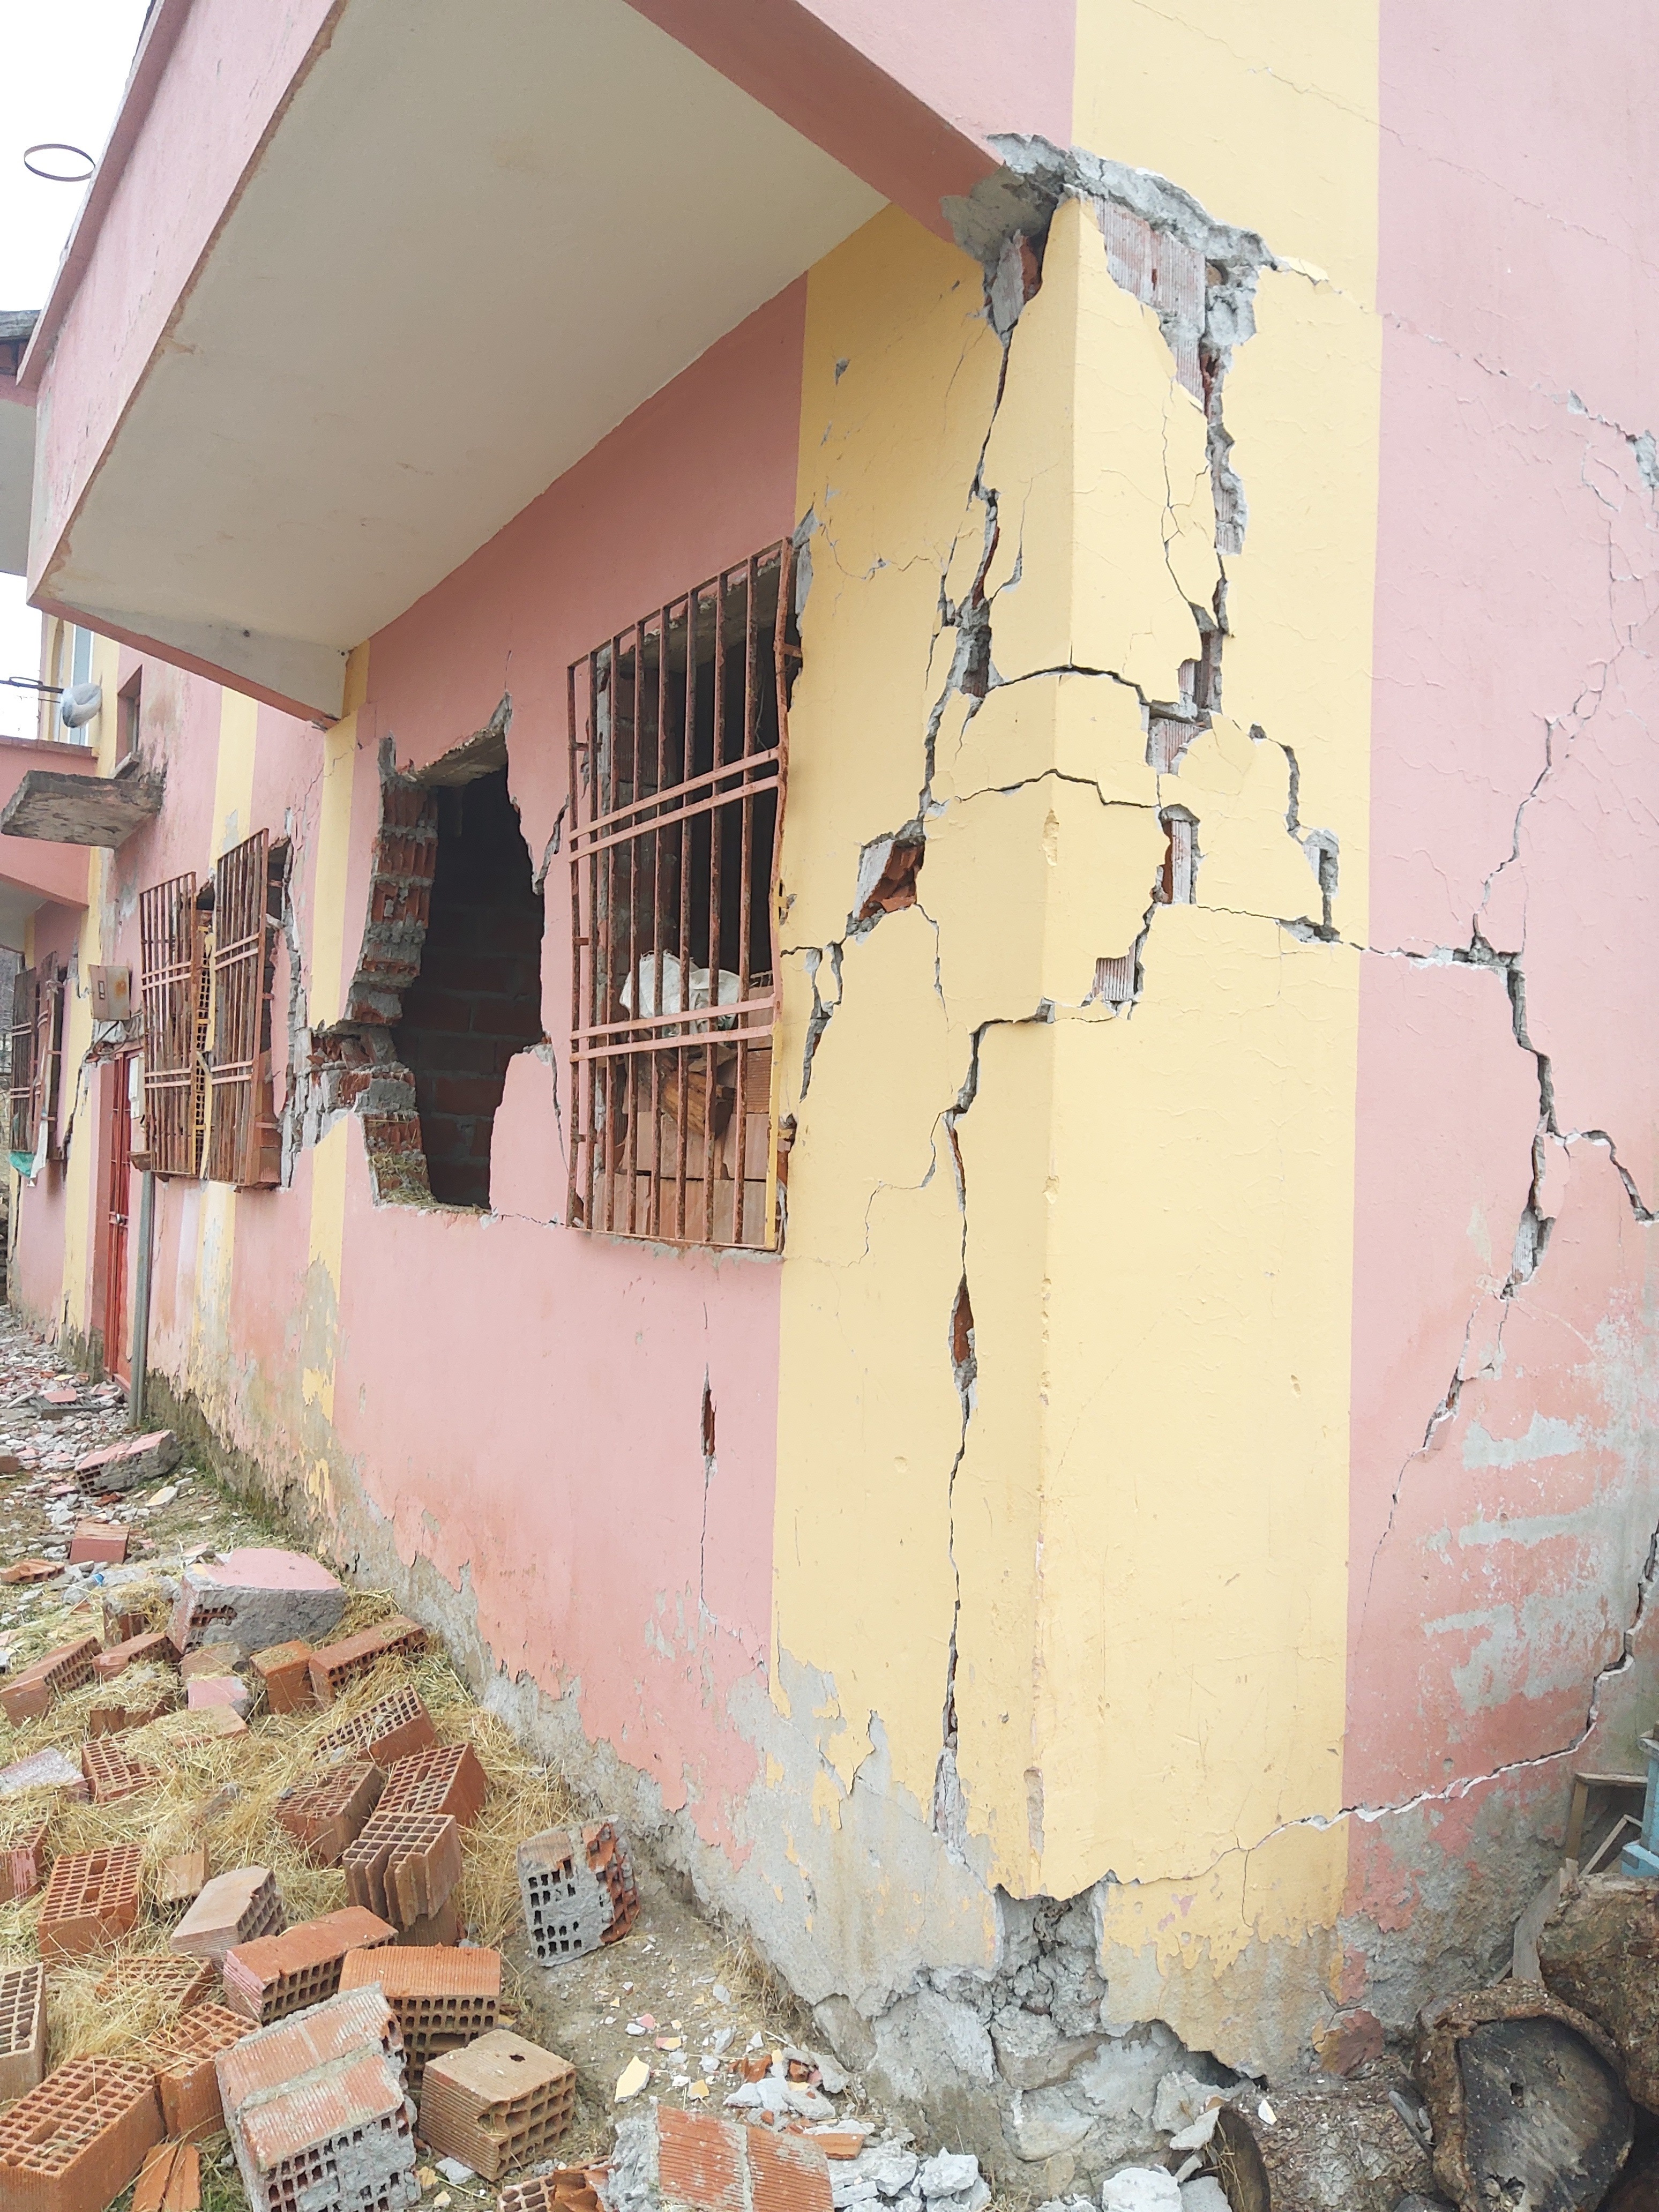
[204,831,283,1187]
[138,872,206,1177]
[567,541,797,1249]
[69,626,92,690]
[117,670,141,762]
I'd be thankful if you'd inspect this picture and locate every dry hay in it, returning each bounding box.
[0,1594,594,2067]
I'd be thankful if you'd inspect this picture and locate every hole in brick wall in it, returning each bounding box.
[393,768,544,1208]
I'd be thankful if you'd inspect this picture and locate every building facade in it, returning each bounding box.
[1,0,1656,2179]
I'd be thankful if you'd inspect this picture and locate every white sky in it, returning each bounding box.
[0,0,151,737]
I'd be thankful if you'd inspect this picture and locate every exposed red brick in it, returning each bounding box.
[586,1819,640,1943]
[517,1821,636,1963]
[315,1683,435,1767]
[151,2002,253,2140]
[92,1630,174,1680]
[307,1614,429,1702]
[37,1844,144,1959]
[395,1897,461,1947]
[378,1740,487,1829]
[222,1905,397,2023]
[178,1645,236,1682]
[499,2172,607,2212]
[417,2029,575,2178]
[218,1986,414,2212]
[0,2057,162,2212]
[338,1941,498,2093]
[75,1430,180,1494]
[68,1520,129,1566]
[171,1866,283,1962]
[0,1962,46,2101]
[0,1821,50,1904]
[88,1686,176,1736]
[1,1559,62,1586]
[747,2121,839,2212]
[102,1592,158,1644]
[1,1635,99,1723]
[186,1675,250,1714]
[275,1758,384,1864]
[95,1956,217,2014]
[1314,2006,1386,2078]
[80,1738,160,1805]
[341,1807,461,1929]
[250,1639,315,1714]
[132,2138,201,2212]
[641,2108,835,2212]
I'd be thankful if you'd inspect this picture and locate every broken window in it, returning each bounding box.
[393,766,544,1208]
[138,871,206,1178]
[204,831,283,1189]
[567,540,797,1249]
[6,960,62,1163]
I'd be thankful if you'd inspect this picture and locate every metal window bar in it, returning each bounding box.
[138,872,204,1178]
[7,968,36,1156]
[568,540,797,1249]
[205,831,280,1187]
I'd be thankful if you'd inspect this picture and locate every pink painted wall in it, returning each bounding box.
[94,285,798,1860]
[1347,0,1659,2001]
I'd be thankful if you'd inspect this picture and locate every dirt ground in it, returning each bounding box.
[0,1306,875,2212]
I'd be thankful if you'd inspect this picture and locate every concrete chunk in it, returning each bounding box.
[169,1548,345,1659]
[76,1429,181,1494]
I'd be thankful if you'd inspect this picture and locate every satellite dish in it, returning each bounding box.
[59,681,102,729]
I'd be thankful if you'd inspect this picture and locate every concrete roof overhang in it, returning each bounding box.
[17,0,998,720]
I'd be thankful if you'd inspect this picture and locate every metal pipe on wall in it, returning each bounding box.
[129,1167,154,1428]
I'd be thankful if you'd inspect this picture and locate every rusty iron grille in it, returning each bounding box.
[138,872,204,1178]
[7,967,36,1156]
[31,960,62,1161]
[205,831,281,1187]
[568,541,797,1249]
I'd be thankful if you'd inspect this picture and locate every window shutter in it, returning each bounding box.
[34,959,63,1160]
[206,831,281,1187]
[139,872,204,1177]
[8,968,36,1157]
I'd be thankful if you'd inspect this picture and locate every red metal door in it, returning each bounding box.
[102,1055,134,1382]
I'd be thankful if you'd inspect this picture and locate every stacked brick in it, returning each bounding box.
[417,2029,575,2179]
[338,1941,499,2095]
[0,2058,162,2212]
[0,1819,50,1903]
[316,1685,435,1767]
[1,1634,99,1723]
[341,1807,462,1937]
[37,1844,144,1959]
[308,1615,428,1701]
[217,1986,418,2212]
[346,779,439,1023]
[151,2001,252,2139]
[517,1822,638,1964]
[172,1866,283,1961]
[276,1758,385,1864]
[0,1961,45,2098]
[222,1906,397,2023]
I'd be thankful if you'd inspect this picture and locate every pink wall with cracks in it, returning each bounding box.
[1348,0,1659,1999]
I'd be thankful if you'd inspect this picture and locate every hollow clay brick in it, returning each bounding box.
[171,1866,283,1962]
[80,1737,160,1804]
[88,1686,176,1736]
[75,1429,180,1494]
[179,1645,236,1682]
[378,1741,487,1829]
[0,1961,46,2100]
[618,2107,835,2212]
[1,1559,62,1586]
[517,1822,636,1965]
[417,2029,576,2178]
[169,1548,345,1660]
[151,2001,254,2140]
[342,1809,462,1930]
[250,1639,315,1713]
[222,1905,397,2023]
[308,1614,429,1702]
[0,1820,50,1904]
[186,1674,250,1714]
[338,1941,499,2094]
[316,1683,435,1768]
[276,1758,385,1864]
[218,1986,417,2212]
[68,1520,129,1566]
[92,1630,174,1680]
[499,2173,607,2212]
[37,1844,144,1959]
[95,1955,217,2014]
[1,1635,99,1724]
[159,1843,210,1905]
[0,2057,162,2212]
[394,1897,461,1947]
